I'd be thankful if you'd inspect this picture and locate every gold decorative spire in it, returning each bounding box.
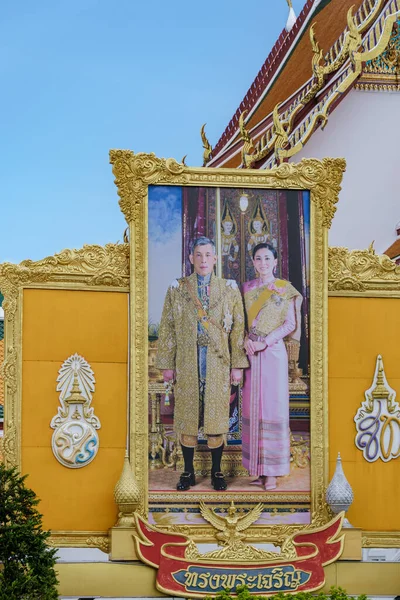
[114,451,141,527]
[371,355,390,401]
[65,373,86,405]
[363,355,396,413]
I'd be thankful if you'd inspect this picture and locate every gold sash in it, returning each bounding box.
[246,279,288,326]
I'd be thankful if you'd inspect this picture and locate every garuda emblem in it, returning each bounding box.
[200,500,263,545]
[194,501,280,561]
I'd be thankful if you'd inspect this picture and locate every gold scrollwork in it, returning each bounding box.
[85,535,110,554]
[1,346,17,395]
[362,531,400,548]
[48,531,110,553]
[1,244,129,290]
[110,150,188,223]
[328,244,400,294]
[2,422,17,467]
[0,340,4,430]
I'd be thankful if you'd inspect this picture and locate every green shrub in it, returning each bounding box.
[0,464,58,599]
[205,585,368,600]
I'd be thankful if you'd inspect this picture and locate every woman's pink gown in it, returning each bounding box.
[241,280,296,477]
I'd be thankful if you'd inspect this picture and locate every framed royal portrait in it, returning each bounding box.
[110,151,345,543]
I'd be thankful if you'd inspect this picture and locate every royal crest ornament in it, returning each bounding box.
[354,355,400,463]
[50,354,101,468]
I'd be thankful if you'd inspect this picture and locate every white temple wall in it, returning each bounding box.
[291,88,400,253]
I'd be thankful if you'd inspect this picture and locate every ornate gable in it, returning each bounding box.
[208,0,400,170]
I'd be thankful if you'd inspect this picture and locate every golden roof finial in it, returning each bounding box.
[200,124,213,166]
[239,111,255,168]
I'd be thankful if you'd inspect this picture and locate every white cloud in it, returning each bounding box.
[149,187,181,244]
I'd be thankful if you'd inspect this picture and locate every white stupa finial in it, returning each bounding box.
[285,0,297,32]
[326,452,354,528]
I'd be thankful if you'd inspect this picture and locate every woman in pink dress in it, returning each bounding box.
[242,243,302,491]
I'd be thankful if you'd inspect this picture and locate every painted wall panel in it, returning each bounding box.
[21,289,128,531]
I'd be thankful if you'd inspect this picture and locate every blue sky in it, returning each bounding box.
[0,0,306,263]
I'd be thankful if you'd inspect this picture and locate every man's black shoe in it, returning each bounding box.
[176,471,196,491]
[211,471,227,491]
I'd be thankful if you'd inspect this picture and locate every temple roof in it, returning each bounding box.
[209,0,399,169]
[384,238,400,260]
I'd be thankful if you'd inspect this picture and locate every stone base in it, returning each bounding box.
[340,528,362,561]
[110,527,138,561]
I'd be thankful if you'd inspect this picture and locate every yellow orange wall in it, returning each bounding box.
[19,290,399,532]
[328,296,400,531]
[21,289,128,532]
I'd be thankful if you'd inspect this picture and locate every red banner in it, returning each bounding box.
[133,513,344,597]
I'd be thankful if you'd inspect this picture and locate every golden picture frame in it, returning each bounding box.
[110,150,346,542]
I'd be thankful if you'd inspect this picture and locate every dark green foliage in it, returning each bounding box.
[205,586,368,600]
[0,464,58,599]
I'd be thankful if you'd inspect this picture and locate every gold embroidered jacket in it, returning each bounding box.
[155,272,248,437]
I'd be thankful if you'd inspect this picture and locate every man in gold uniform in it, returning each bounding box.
[156,237,248,491]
